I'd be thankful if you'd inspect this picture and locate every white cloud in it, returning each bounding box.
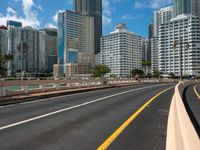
[0,0,42,28]
[53,10,65,23]
[134,0,172,9]
[7,7,17,14]
[102,0,112,26]
[46,23,57,29]
[103,15,111,26]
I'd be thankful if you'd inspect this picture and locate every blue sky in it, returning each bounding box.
[0,0,172,38]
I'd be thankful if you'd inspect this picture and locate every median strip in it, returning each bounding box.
[97,86,174,150]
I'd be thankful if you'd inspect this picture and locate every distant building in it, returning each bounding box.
[42,28,58,72]
[101,23,143,78]
[159,14,200,77]
[74,0,102,54]
[55,10,94,78]
[7,20,22,28]
[7,26,46,76]
[148,24,153,39]
[151,6,174,73]
[0,26,8,55]
[173,0,200,17]
[151,37,159,72]
[153,6,174,37]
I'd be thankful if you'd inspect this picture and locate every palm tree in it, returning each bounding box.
[142,60,151,76]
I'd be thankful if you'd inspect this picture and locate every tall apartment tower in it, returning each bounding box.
[7,26,46,76]
[159,14,200,76]
[173,0,200,17]
[74,0,102,54]
[151,6,174,73]
[101,23,143,78]
[153,6,174,37]
[56,10,94,78]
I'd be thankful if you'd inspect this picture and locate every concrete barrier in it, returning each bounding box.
[166,81,200,150]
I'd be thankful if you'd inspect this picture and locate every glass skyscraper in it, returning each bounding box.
[56,10,94,77]
[173,0,200,17]
[74,0,102,54]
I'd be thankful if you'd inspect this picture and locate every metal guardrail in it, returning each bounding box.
[166,81,200,150]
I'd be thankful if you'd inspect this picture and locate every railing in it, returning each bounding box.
[166,81,200,150]
[0,78,175,97]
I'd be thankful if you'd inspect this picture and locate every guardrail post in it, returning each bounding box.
[0,87,6,97]
[22,86,28,94]
[55,83,60,90]
[39,84,45,92]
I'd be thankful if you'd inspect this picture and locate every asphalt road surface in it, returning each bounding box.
[0,83,175,150]
[184,84,200,136]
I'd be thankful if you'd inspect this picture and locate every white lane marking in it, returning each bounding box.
[0,84,168,131]
[0,87,113,108]
[0,84,154,108]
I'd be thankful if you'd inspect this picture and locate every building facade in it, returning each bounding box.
[173,0,200,17]
[56,10,94,77]
[74,0,102,54]
[7,20,22,28]
[42,28,58,72]
[0,26,8,55]
[151,36,159,72]
[153,6,174,37]
[101,23,143,78]
[7,26,46,76]
[159,14,200,77]
[151,6,174,73]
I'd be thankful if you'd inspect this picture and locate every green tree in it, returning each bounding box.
[169,72,175,79]
[92,65,111,78]
[0,54,13,77]
[152,70,162,78]
[131,68,144,78]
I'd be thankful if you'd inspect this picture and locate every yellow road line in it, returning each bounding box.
[97,86,174,150]
[194,85,200,99]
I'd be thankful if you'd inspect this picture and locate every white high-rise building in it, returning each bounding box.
[151,6,174,73]
[101,23,143,78]
[153,6,174,37]
[159,14,200,77]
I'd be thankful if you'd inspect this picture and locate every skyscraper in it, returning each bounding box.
[56,10,94,77]
[74,0,102,54]
[153,6,174,36]
[42,28,58,72]
[151,6,174,73]
[173,0,200,17]
[7,26,46,76]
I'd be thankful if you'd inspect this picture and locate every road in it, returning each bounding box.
[0,83,175,150]
[184,84,200,136]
